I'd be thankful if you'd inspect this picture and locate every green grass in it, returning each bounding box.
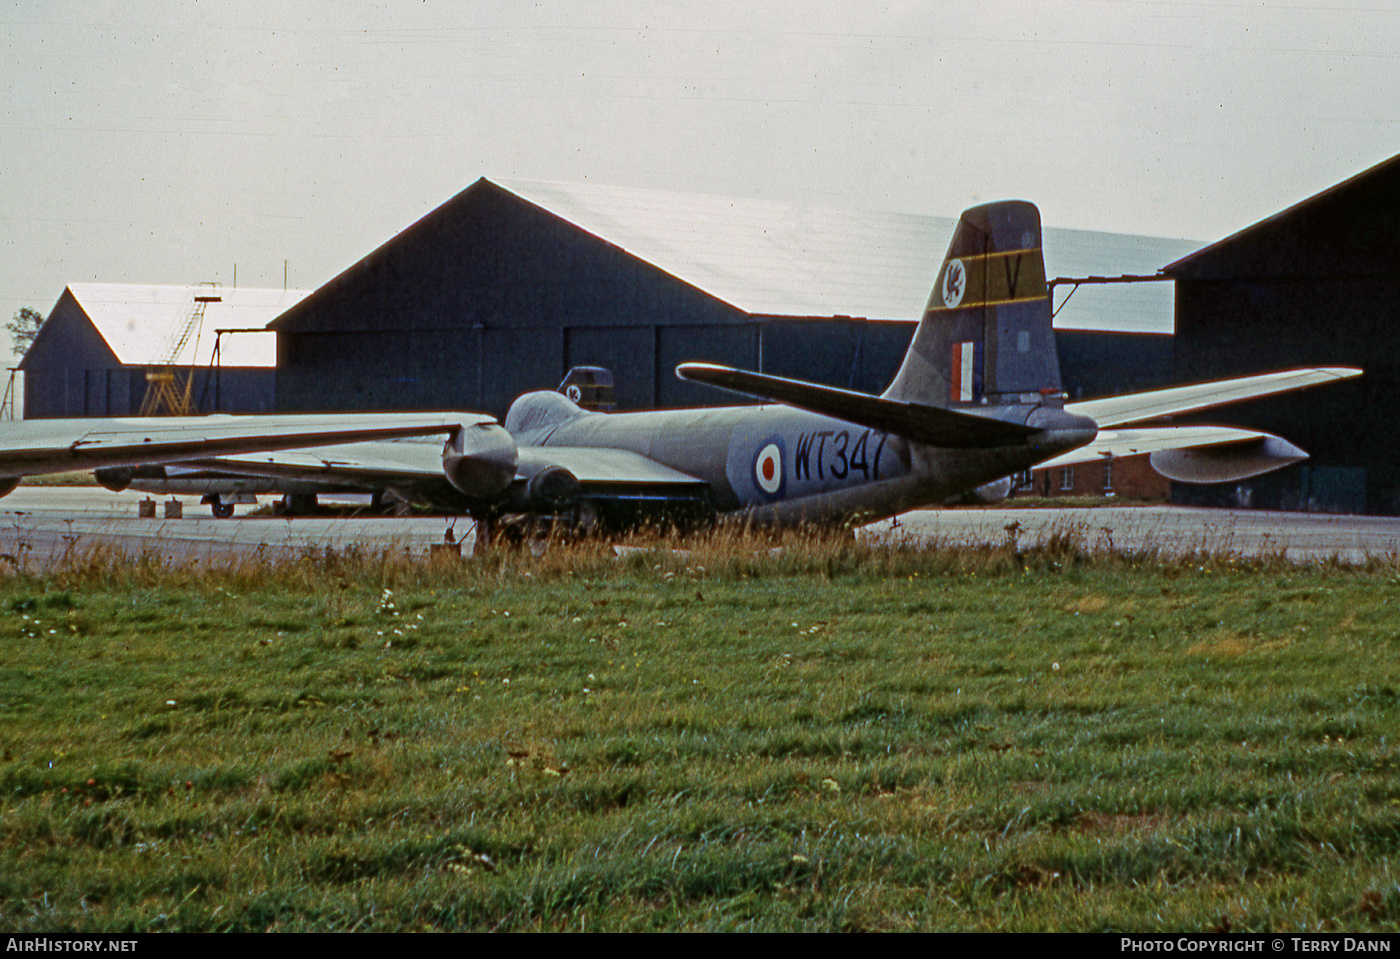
[3,529,1400,931]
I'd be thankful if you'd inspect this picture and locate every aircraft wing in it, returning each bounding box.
[1067,368,1360,428]
[676,363,1037,447]
[1036,425,1309,483]
[0,412,491,479]
[183,439,453,490]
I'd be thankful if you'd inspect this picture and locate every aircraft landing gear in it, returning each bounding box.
[471,510,603,556]
[275,493,318,516]
[471,515,495,556]
[469,515,533,555]
[211,501,235,519]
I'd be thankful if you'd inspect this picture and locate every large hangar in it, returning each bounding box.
[269,179,1194,418]
[21,284,307,418]
[1167,153,1399,514]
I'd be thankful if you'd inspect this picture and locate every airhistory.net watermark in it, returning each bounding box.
[5,941,137,953]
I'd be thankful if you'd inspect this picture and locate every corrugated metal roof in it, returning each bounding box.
[496,179,1200,333]
[65,284,311,368]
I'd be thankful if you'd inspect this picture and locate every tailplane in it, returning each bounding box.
[883,201,1061,408]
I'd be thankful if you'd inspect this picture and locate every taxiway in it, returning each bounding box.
[1,487,1397,565]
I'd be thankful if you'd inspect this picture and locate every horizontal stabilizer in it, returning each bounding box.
[1068,368,1360,429]
[676,363,1037,448]
[1037,425,1307,484]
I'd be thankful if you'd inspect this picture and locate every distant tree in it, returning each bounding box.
[6,307,43,358]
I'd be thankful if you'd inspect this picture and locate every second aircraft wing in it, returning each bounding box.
[1067,368,1361,428]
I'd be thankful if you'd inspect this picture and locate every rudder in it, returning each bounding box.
[882,201,1060,408]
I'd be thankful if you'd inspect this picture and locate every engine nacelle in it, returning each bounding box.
[94,467,134,492]
[0,477,18,499]
[946,475,1014,506]
[441,422,518,499]
[1150,435,1307,484]
[526,466,581,508]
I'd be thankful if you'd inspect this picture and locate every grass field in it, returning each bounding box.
[2,528,1400,932]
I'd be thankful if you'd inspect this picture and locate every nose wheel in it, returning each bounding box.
[211,501,235,519]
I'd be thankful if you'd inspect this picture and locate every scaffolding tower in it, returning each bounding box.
[139,284,221,416]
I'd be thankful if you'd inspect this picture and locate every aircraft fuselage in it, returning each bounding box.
[507,392,1095,526]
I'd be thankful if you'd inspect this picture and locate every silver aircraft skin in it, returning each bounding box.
[158,199,1359,533]
[504,394,1089,527]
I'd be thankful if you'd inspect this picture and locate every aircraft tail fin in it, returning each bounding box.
[883,200,1061,408]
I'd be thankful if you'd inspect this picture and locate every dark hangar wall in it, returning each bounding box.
[272,179,755,416]
[1055,330,1174,400]
[754,318,913,396]
[1167,153,1400,514]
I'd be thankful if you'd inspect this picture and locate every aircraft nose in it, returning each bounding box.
[1026,408,1098,457]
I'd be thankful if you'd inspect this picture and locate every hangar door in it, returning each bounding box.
[656,324,758,408]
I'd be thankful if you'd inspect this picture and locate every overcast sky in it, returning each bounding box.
[2,0,1396,353]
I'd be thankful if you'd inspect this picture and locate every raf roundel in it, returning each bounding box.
[754,442,783,496]
[565,384,583,403]
[941,258,966,309]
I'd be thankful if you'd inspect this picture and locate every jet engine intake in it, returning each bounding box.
[945,475,1013,506]
[95,467,134,492]
[441,423,518,499]
[968,475,1014,504]
[95,464,177,492]
[526,465,581,508]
